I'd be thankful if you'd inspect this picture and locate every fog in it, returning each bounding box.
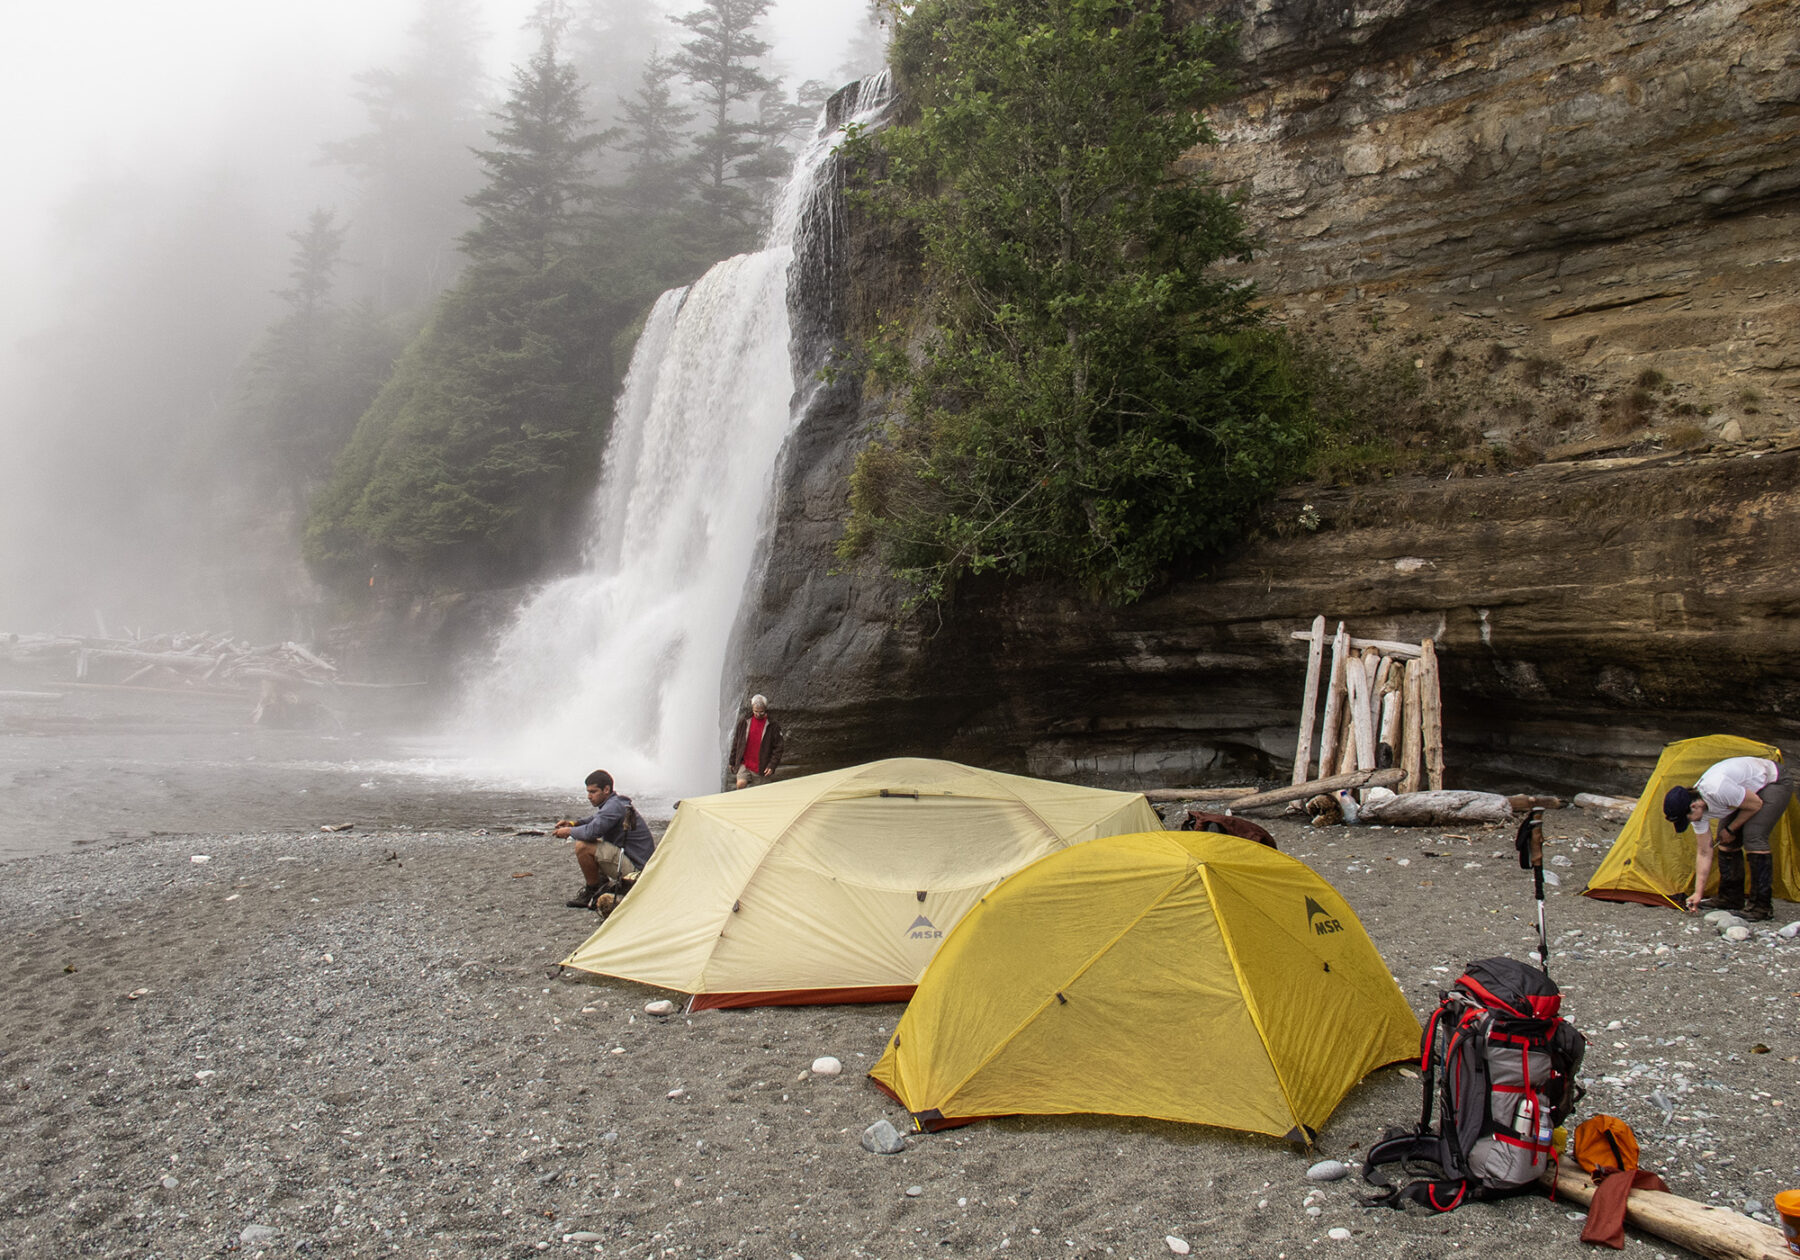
[0,0,877,638]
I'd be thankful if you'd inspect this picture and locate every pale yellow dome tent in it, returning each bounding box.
[869,831,1421,1143]
[1584,734,1800,907]
[560,758,1162,1009]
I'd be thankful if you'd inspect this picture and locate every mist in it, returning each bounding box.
[0,0,881,639]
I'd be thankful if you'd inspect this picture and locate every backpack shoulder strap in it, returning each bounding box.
[1359,1130,1471,1213]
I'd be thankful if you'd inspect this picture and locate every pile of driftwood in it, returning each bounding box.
[1290,617,1444,792]
[0,632,338,707]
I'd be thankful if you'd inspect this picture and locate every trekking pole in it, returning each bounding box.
[1515,805,1550,974]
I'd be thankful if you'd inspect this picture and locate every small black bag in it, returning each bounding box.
[1362,957,1587,1212]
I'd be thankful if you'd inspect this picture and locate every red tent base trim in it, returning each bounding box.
[689,984,917,1011]
[1582,888,1685,909]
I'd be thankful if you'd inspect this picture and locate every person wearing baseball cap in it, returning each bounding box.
[1663,754,1789,920]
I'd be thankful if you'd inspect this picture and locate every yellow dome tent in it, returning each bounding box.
[868,831,1421,1143]
[1584,734,1800,907]
[560,758,1162,1009]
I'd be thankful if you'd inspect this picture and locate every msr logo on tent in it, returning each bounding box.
[906,914,942,941]
[1305,896,1344,936]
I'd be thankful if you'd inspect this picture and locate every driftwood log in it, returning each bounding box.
[1292,615,1326,784]
[1419,638,1446,790]
[1141,787,1257,804]
[1574,792,1638,812]
[1544,1165,1792,1260]
[1316,624,1349,780]
[1358,790,1515,826]
[1224,768,1405,813]
[1288,632,1424,659]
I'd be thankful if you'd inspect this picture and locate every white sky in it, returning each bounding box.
[0,0,865,353]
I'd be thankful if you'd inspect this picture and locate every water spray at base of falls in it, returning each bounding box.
[456,73,892,799]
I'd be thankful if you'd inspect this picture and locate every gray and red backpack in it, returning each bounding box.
[1363,957,1587,1212]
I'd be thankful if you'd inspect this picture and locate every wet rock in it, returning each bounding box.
[861,1119,906,1155]
[1307,1160,1350,1182]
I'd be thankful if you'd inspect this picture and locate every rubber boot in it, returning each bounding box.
[1743,853,1774,922]
[1700,850,1745,912]
[566,883,600,909]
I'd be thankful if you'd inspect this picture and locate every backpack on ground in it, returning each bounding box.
[1362,956,1587,1212]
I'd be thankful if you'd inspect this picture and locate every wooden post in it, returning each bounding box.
[1420,638,1445,790]
[1377,662,1404,769]
[1316,624,1348,779]
[1346,654,1376,772]
[1400,664,1424,794]
[1334,696,1359,775]
[1292,615,1326,785]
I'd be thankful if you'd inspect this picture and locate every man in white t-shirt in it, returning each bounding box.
[1662,754,1789,920]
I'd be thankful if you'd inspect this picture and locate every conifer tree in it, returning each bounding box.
[462,17,608,274]
[323,0,489,312]
[568,0,672,141]
[235,210,402,507]
[672,0,778,245]
[615,53,695,217]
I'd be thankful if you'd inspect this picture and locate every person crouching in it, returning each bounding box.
[554,769,656,910]
[1663,754,1790,921]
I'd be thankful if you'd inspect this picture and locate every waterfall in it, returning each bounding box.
[457,73,892,799]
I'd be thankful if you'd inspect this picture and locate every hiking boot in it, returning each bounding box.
[1743,853,1774,922]
[1699,850,1745,911]
[566,883,600,909]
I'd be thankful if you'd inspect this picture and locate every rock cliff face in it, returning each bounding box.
[1191,0,1798,433]
[728,0,1800,795]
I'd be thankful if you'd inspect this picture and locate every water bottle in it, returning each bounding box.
[1513,1095,1538,1140]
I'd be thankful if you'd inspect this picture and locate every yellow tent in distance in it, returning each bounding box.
[1584,734,1800,907]
[560,758,1162,1009]
[869,831,1421,1143]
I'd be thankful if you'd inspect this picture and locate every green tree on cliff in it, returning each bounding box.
[840,0,1314,603]
[232,210,404,508]
[672,0,779,249]
[304,21,613,589]
[462,12,610,273]
[322,0,490,312]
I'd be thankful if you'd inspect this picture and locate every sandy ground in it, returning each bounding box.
[2,809,1796,1260]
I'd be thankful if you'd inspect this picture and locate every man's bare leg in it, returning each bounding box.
[568,841,602,907]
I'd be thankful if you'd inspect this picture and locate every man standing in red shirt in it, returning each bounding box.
[727,694,785,789]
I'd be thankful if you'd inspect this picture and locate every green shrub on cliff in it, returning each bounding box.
[838,0,1315,603]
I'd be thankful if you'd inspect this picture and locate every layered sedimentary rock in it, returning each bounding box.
[728,0,1800,794]
[1194,0,1799,426]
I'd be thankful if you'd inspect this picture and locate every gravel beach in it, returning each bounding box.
[3,810,1796,1259]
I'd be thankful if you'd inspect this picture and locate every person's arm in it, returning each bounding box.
[1723,789,1763,841]
[571,800,625,844]
[1687,822,1714,912]
[766,720,784,773]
